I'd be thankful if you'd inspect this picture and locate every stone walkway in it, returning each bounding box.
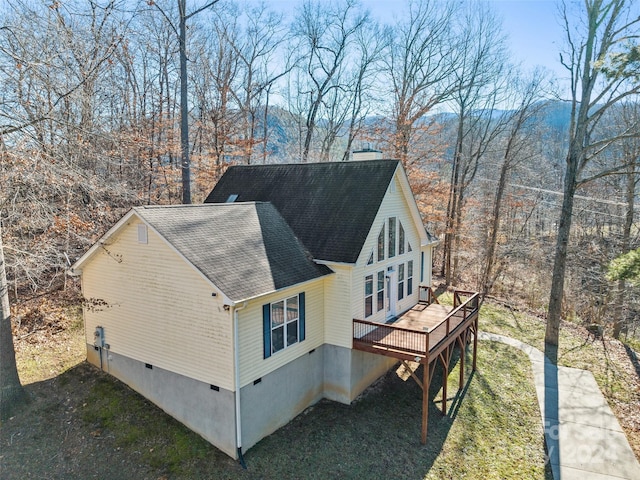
[478,332,640,480]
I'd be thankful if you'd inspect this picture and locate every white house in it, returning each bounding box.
[71,158,442,459]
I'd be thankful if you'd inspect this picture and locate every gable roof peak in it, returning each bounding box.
[74,201,330,303]
[205,160,402,263]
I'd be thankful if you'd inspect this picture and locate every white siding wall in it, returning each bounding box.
[420,245,434,287]
[237,279,325,387]
[323,265,353,348]
[81,220,234,390]
[352,173,423,323]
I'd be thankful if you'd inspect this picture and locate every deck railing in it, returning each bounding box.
[353,290,479,359]
[353,318,429,355]
[419,285,439,305]
[427,291,479,352]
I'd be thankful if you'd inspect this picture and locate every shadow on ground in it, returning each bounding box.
[0,362,160,479]
[244,353,468,479]
[1,343,550,479]
[624,345,640,380]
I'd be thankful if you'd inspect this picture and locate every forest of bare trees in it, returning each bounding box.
[1,0,639,415]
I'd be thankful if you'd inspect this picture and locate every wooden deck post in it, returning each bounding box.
[421,361,429,444]
[352,293,480,446]
[458,335,465,390]
[441,349,449,416]
[472,316,478,372]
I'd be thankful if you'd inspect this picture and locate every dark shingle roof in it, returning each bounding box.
[204,160,400,263]
[135,203,330,302]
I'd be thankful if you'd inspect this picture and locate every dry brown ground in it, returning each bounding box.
[1,290,163,479]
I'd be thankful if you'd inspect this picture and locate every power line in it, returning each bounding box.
[478,177,634,208]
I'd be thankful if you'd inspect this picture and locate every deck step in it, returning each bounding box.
[396,360,421,381]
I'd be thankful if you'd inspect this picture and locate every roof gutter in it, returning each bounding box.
[232,301,248,469]
[313,259,356,267]
[226,274,333,308]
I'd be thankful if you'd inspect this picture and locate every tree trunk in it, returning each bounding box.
[302,92,324,163]
[0,225,25,420]
[179,0,191,204]
[546,151,578,346]
[613,154,637,338]
[481,160,509,302]
[442,113,465,285]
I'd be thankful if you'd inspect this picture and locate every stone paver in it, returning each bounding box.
[479,332,640,480]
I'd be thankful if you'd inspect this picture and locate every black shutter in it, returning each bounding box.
[263,303,271,359]
[299,292,306,342]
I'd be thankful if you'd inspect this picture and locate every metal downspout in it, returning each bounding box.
[233,302,248,469]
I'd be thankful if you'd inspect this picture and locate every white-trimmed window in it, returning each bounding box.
[377,225,385,262]
[365,275,374,317]
[407,260,414,296]
[263,293,305,358]
[388,217,396,258]
[377,271,385,312]
[399,221,405,255]
[398,263,405,300]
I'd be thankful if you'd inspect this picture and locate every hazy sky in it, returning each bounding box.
[490,0,567,80]
[361,0,568,79]
[270,0,570,84]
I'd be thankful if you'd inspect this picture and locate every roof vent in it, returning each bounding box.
[352,148,383,161]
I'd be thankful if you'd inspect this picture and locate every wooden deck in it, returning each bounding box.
[352,288,480,444]
[352,290,479,363]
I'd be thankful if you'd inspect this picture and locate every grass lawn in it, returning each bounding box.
[6,339,548,479]
[476,297,640,458]
[20,293,640,478]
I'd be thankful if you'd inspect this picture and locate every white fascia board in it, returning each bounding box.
[421,238,441,247]
[395,164,431,246]
[69,208,137,275]
[313,259,355,267]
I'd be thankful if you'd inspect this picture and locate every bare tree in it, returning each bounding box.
[293,0,369,162]
[546,0,640,346]
[339,23,385,161]
[441,2,509,285]
[612,102,640,338]
[228,2,290,165]
[479,71,547,302]
[113,10,182,203]
[0,223,25,420]
[0,0,129,418]
[192,6,241,167]
[151,0,220,204]
[383,0,460,166]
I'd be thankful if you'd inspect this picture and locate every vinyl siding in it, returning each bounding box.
[81,219,234,390]
[420,245,433,287]
[352,172,423,323]
[323,264,353,348]
[237,279,324,388]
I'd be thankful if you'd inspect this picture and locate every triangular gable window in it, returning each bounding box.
[408,241,412,252]
[399,221,405,255]
[367,250,374,265]
[377,225,385,262]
